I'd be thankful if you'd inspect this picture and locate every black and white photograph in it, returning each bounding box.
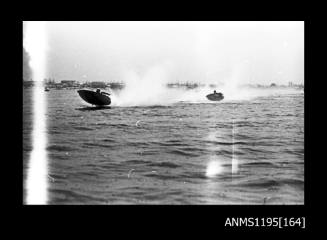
[23,21,304,205]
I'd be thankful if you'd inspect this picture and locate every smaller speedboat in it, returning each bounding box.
[77,89,111,106]
[206,90,224,101]
[45,87,50,92]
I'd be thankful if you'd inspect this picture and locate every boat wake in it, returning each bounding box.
[109,86,302,107]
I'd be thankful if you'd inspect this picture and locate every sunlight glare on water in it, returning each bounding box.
[206,160,224,178]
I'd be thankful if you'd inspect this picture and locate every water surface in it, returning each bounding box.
[23,88,304,204]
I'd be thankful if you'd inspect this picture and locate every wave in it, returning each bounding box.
[168,149,199,157]
[159,142,190,147]
[238,179,280,188]
[102,138,117,143]
[49,188,106,204]
[203,140,249,146]
[238,177,304,189]
[73,126,94,131]
[148,161,181,168]
[46,144,77,152]
[83,142,115,149]
[124,159,152,165]
[143,173,182,181]
[95,122,110,126]
[241,161,276,167]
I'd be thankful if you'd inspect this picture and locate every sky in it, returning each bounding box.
[29,21,304,85]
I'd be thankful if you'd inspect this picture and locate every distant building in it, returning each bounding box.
[53,83,64,89]
[90,81,107,89]
[23,80,35,87]
[270,83,277,87]
[167,83,180,88]
[60,80,79,87]
[108,82,124,90]
[61,80,76,85]
[45,78,56,84]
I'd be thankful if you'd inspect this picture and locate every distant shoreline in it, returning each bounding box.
[22,80,304,91]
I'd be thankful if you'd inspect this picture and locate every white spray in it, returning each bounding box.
[110,64,301,107]
[108,22,302,107]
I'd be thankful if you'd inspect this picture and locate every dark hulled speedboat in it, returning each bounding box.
[206,90,224,101]
[77,89,111,106]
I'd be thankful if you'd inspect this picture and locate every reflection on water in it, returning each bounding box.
[206,160,224,178]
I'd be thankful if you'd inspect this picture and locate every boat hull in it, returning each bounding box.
[77,90,111,106]
[206,93,224,101]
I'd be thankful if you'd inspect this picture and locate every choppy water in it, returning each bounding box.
[23,88,304,204]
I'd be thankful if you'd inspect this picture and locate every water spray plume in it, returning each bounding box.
[112,64,174,106]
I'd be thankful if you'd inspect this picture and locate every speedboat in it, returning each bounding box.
[206,91,224,101]
[77,89,111,106]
